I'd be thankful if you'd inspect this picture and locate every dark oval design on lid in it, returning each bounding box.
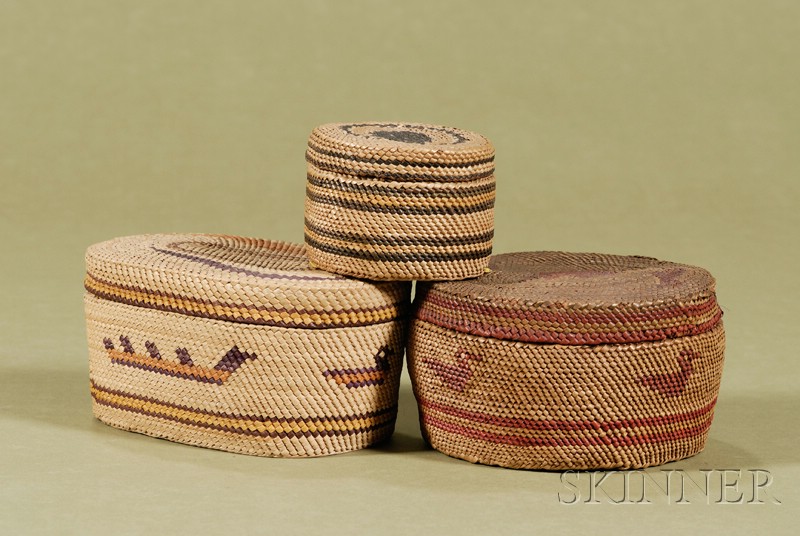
[372,129,433,144]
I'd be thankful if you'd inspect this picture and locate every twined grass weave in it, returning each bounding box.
[304,122,496,281]
[85,234,411,457]
[409,252,726,470]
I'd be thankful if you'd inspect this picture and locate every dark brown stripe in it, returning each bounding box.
[144,341,162,360]
[110,355,227,385]
[90,380,397,439]
[97,395,394,439]
[92,380,397,423]
[307,173,496,199]
[305,233,493,263]
[175,347,193,366]
[85,273,406,329]
[107,345,257,386]
[153,243,341,281]
[324,372,385,389]
[307,139,495,169]
[323,347,390,389]
[304,218,494,248]
[306,189,495,216]
[306,153,495,182]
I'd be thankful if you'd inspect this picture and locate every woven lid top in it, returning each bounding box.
[85,234,410,329]
[307,122,495,182]
[415,251,722,345]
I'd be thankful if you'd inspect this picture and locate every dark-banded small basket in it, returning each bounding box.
[304,122,496,281]
[408,252,726,470]
[84,234,411,457]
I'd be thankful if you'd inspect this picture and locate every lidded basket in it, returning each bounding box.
[84,234,411,457]
[408,251,725,470]
[304,122,496,281]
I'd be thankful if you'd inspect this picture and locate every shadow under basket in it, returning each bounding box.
[84,234,410,457]
[408,251,726,470]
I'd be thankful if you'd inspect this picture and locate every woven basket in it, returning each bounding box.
[84,234,410,457]
[304,122,496,281]
[408,252,725,470]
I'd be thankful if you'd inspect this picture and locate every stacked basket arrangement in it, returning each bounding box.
[84,121,725,469]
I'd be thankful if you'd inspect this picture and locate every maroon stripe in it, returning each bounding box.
[422,291,719,327]
[423,289,719,324]
[418,396,717,432]
[416,312,723,345]
[417,292,722,345]
[423,413,713,448]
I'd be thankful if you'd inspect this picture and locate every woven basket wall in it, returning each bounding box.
[84,234,411,457]
[304,122,496,281]
[408,252,725,470]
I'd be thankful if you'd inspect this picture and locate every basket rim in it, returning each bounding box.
[85,234,410,329]
[414,251,722,345]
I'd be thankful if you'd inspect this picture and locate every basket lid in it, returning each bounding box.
[85,234,410,328]
[415,251,722,345]
[307,122,495,182]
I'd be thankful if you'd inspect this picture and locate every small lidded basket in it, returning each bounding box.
[408,251,725,470]
[84,234,411,457]
[304,122,496,281]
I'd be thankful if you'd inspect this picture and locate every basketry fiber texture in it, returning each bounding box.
[408,252,725,470]
[304,122,496,281]
[85,234,411,457]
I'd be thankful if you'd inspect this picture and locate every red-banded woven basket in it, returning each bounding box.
[408,251,725,470]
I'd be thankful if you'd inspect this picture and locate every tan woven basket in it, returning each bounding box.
[84,234,411,457]
[408,252,725,470]
[304,122,496,281]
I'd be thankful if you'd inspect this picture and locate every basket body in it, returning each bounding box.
[408,252,726,470]
[84,234,410,457]
[304,122,495,281]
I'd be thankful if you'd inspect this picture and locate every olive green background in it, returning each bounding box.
[1,1,797,534]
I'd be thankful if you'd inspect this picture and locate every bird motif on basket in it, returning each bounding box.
[323,346,393,388]
[103,335,257,385]
[638,350,695,397]
[423,350,482,392]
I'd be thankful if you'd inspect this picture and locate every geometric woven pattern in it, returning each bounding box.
[409,251,726,469]
[86,234,410,328]
[416,251,722,345]
[305,122,496,281]
[85,234,410,457]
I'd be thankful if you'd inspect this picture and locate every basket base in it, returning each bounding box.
[422,423,711,470]
[91,391,397,458]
